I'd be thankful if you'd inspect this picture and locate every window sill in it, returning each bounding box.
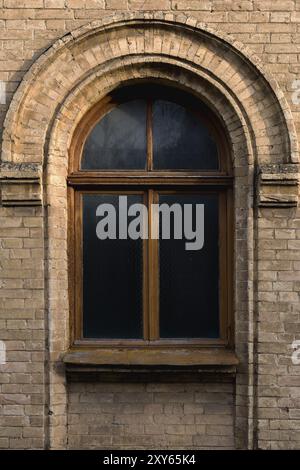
[63,348,238,381]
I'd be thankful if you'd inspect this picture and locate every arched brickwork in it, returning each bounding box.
[1,12,298,166]
[1,13,298,450]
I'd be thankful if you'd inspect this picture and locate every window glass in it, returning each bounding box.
[82,194,144,339]
[153,100,219,170]
[81,100,147,170]
[159,193,219,338]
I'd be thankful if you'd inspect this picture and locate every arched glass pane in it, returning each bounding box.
[153,100,219,170]
[81,100,147,170]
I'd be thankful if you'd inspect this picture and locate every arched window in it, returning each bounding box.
[68,83,233,364]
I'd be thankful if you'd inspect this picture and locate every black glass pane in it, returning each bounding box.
[82,194,143,339]
[159,194,219,338]
[153,100,219,170]
[81,100,147,170]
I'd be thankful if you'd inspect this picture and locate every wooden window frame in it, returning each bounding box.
[66,84,236,367]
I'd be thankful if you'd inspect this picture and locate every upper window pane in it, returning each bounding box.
[153,100,219,170]
[81,100,147,170]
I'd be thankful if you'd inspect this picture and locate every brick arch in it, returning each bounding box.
[1,11,298,166]
[49,57,253,168]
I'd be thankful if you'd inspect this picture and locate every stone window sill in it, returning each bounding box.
[63,348,239,381]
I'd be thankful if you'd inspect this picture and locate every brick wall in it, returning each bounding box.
[0,206,44,449]
[67,382,235,449]
[0,0,300,450]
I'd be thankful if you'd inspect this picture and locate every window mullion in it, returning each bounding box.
[146,99,153,171]
[148,189,159,340]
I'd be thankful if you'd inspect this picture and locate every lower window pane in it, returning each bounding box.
[159,193,220,339]
[82,194,143,339]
